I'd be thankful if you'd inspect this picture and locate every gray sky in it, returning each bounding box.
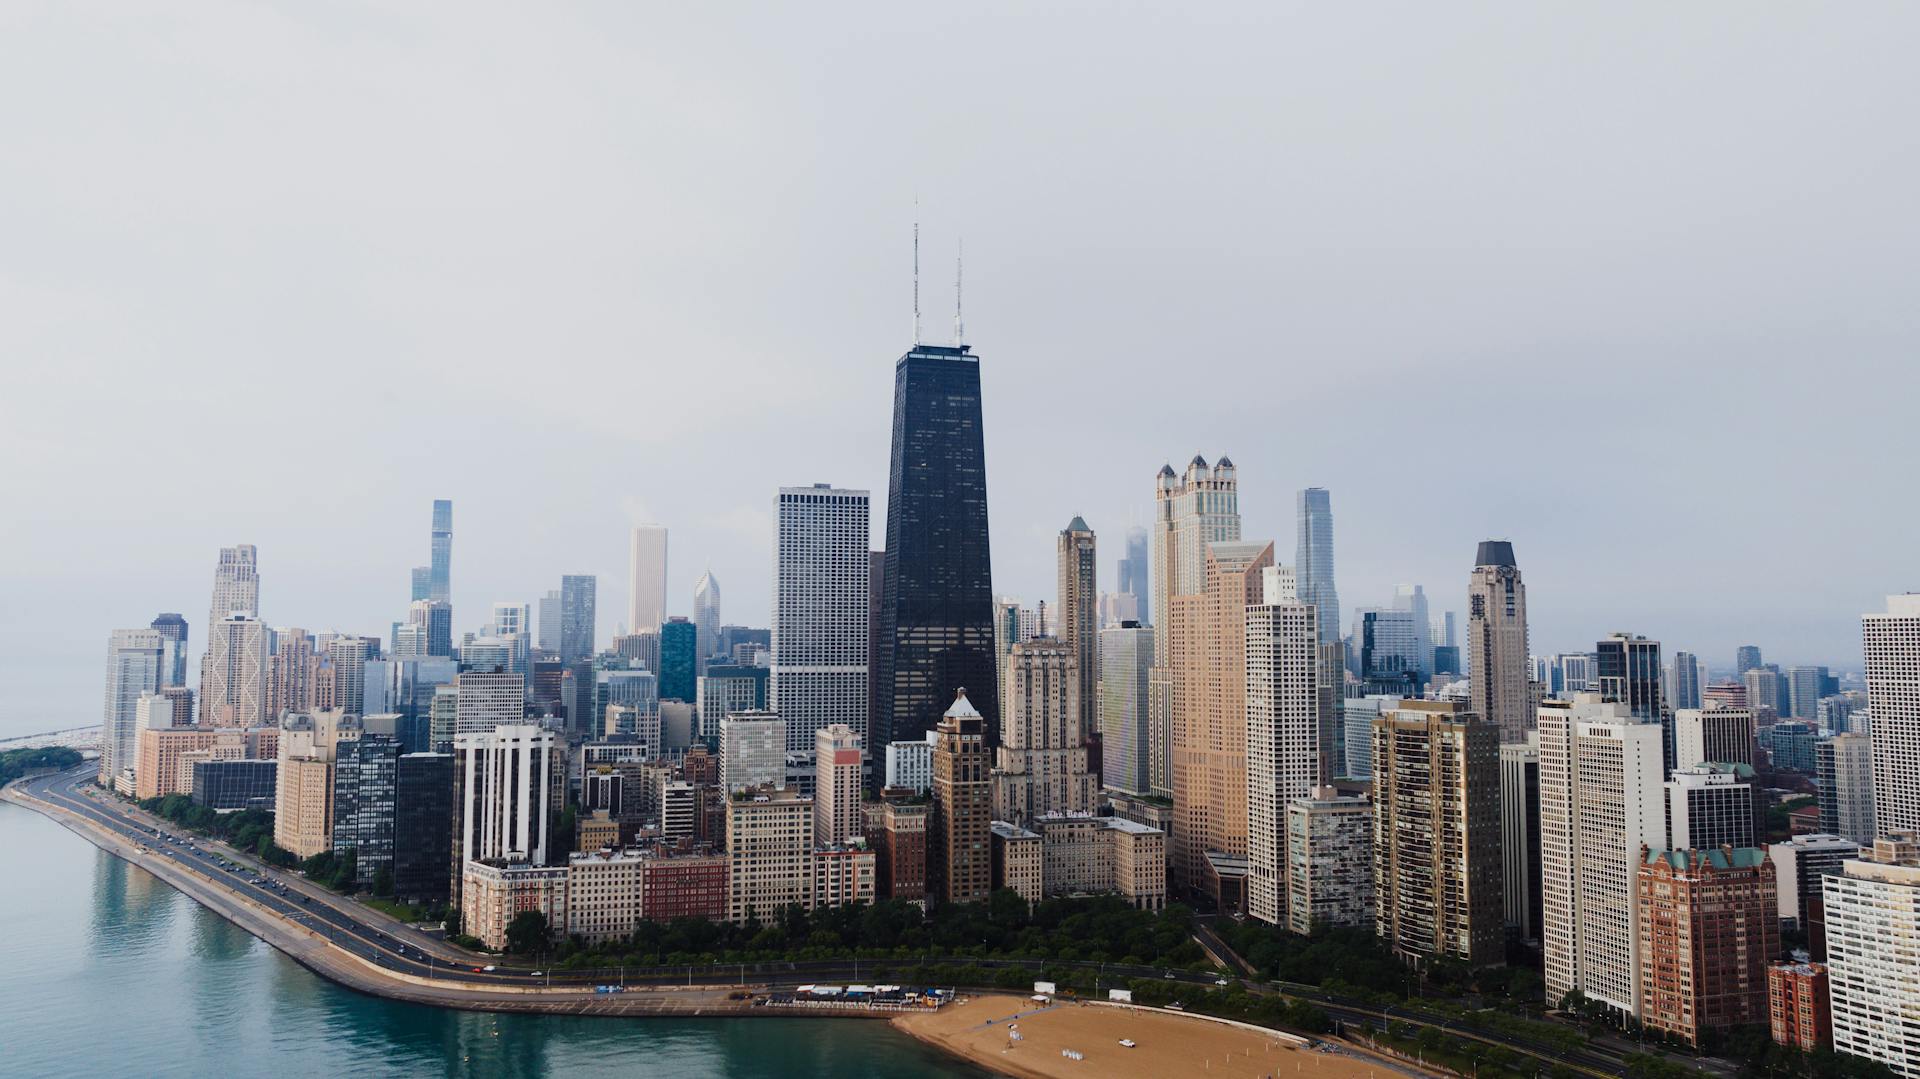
[5,4,1916,738]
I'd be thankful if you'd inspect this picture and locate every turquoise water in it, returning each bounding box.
[0,799,991,1078]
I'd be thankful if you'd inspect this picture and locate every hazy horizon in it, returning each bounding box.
[6,4,1916,738]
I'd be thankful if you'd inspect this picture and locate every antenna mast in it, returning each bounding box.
[954,239,964,346]
[912,205,921,345]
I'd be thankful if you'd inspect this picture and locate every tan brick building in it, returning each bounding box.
[1167,539,1271,903]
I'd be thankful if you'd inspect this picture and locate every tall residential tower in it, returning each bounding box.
[1468,541,1530,743]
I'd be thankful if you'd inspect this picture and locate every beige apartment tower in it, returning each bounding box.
[1149,456,1240,805]
[994,638,1098,824]
[1467,541,1531,743]
[930,689,993,904]
[1168,538,1272,901]
[1372,699,1504,966]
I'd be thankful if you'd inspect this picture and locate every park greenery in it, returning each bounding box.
[139,794,295,866]
[537,892,1210,970]
[297,848,359,892]
[0,745,83,785]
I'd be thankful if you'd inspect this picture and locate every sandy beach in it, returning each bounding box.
[894,994,1405,1079]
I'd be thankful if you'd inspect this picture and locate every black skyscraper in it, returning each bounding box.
[876,343,999,749]
[1598,632,1671,769]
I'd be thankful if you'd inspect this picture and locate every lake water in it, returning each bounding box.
[0,797,991,1078]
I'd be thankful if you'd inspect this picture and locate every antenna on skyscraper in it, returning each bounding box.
[954,238,965,346]
[912,202,921,345]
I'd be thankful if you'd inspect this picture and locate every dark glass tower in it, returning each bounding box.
[659,616,696,701]
[1598,631,1670,768]
[877,343,999,749]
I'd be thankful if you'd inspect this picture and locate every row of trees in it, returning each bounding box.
[139,794,295,867]
[522,892,1210,969]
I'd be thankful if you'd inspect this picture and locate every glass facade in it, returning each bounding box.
[393,752,454,905]
[1295,488,1340,646]
[190,759,277,812]
[876,344,999,748]
[429,498,452,603]
[659,618,696,701]
[559,574,597,663]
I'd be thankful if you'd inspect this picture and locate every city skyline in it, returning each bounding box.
[6,6,1915,742]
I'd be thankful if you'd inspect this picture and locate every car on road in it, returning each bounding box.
[529,971,544,977]
[1214,978,1230,986]
[1163,971,1177,979]
[483,965,497,972]
[472,967,485,973]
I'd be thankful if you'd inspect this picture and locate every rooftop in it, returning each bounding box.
[1644,845,1770,871]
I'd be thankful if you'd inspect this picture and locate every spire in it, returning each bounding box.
[912,205,921,345]
[953,238,965,346]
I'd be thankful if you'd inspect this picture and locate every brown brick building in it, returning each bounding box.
[864,795,927,901]
[1637,846,1779,1046]
[1768,962,1831,1051]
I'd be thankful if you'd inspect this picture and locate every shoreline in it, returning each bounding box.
[2,776,900,1023]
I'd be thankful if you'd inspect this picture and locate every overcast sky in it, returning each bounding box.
[4,4,1916,738]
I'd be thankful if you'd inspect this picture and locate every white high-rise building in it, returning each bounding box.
[814,724,862,846]
[100,629,167,788]
[1244,568,1320,927]
[628,525,668,635]
[884,734,936,793]
[1826,836,1920,1076]
[201,614,269,728]
[454,724,556,866]
[770,486,869,754]
[1673,707,1756,769]
[1539,694,1667,1020]
[692,568,721,673]
[454,670,524,734]
[1865,595,1920,835]
[721,710,787,793]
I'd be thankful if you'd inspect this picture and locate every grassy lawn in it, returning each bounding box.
[361,897,428,923]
